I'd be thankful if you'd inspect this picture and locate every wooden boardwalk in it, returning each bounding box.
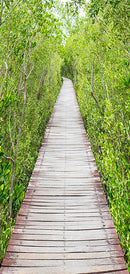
[1,78,128,273]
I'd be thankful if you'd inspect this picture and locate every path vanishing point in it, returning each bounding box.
[0,78,128,274]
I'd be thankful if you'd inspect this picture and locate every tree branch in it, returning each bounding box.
[9,112,15,155]
[94,53,108,99]
[0,0,22,26]
[3,155,14,164]
[0,0,3,25]
[91,56,104,116]
[37,67,48,100]
[27,65,34,79]
[17,62,24,95]
[8,28,36,218]
[8,46,27,218]
[124,48,130,57]
[15,57,28,158]
[0,61,8,97]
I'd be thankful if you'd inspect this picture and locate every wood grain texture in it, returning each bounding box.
[0,78,128,274]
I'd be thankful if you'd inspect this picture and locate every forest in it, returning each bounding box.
[0,0,130,271]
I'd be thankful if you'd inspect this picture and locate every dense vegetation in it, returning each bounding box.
[61,0,130,269]
[0,0,129,271]
[0,0,62,263]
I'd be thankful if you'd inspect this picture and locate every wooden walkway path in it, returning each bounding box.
[1,78,128,273]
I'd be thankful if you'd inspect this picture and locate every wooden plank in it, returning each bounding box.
[18,205,109,212]
[9,231,118,241]
[3,250,124,260]
[6,243,123,254]
[12,228,117,238]
[8,239,121,249]
[2,257,126,267]
[14,220,114,230]
[0,266,128,274]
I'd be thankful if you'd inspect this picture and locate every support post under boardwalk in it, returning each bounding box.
[1,78,128,273]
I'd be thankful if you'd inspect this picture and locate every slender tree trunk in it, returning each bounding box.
[0,61,8,98]
[37,66,48,100]
[48,61,52,111]
[91,56,104,116]
[0,0,3,26]
[71,61,77,86]
[8,48,29,218]
[7,29,36,218]
[8,75,27,218]
[9,158,16,218]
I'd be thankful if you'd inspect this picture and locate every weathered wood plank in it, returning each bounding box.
[2,257,126,267]
[0,78,128,274]
[0,265,128,274]
[6,243,123,254]
[14,220,114,230]
[3,250,124,260]
[7,240,121,249]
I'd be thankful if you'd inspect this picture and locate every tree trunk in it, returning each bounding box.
[37,66,48,100]
[91,56,104,116]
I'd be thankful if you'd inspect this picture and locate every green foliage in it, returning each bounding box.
[0,0,63,264]
[0,0,130,271]
[62,2,130,270]
[65,0,85,14]
[0,147,11,263]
